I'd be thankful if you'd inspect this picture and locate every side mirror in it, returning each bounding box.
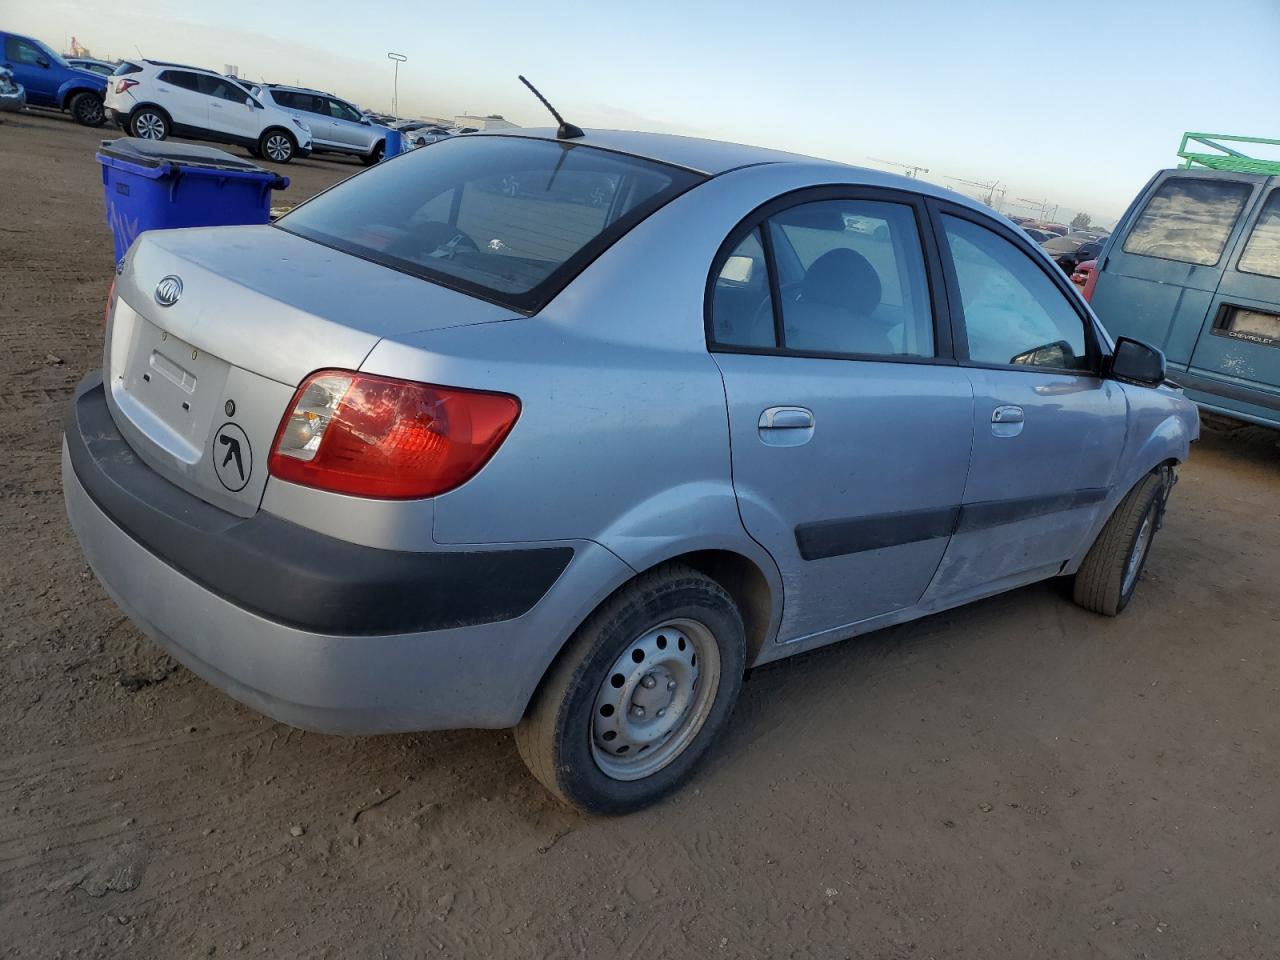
[36,56,50,68]
[1110,336,1165,386]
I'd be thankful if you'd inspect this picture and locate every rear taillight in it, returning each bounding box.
[268,370,520,499]
[103,279,116,331]
[115,78,139,95]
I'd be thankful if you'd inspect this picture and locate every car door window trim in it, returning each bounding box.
[705,185,957,364]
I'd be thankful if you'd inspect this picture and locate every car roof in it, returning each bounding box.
[475,128,987,209]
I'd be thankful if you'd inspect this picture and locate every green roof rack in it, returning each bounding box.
[1178,132,1280,176]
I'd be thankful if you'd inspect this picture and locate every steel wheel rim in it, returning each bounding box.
[265,134,291,161]
[591,618,721,781]
[136,114,164,139]
[1123,509,1155,595]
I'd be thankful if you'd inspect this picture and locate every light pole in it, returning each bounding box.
[387,52,407,118]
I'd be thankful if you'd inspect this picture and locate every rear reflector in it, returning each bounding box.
[268,370,520,499]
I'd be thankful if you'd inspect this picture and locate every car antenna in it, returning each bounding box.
[518,75,584,140]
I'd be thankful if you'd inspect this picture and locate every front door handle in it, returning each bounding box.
[759,406,814,429]
[991,405,1024,424]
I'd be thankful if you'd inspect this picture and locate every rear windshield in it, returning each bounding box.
[278,136,705,312]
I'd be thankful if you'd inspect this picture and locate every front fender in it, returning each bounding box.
[57,79,103,107]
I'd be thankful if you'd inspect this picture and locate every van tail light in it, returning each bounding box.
[115,78,139,95]
[268,370,520,499]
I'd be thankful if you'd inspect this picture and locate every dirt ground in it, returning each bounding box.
[2,109,1279,960]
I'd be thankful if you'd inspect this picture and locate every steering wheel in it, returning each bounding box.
[386,220,481,262]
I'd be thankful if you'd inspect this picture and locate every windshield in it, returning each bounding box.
[278,136,704,312]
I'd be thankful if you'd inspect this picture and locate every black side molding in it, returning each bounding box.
[1171,368,1280,413]
[66,375,572,636]
[795,488,1110,561]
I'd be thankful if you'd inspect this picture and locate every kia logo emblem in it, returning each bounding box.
[155,275,183,307]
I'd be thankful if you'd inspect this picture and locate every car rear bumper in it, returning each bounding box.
[63,372,630,733]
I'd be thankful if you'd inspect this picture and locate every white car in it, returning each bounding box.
[104,60,312,163]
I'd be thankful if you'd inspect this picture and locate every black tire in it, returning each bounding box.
[515,564,746,815]
[68,91,105,127]
[258,128,296,164]
[360,140,385,166]
[129,107,168,141]
[1072,472,1165,616]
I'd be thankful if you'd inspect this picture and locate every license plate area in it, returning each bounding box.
[1213,304,1280,349]
[113,310,231,464]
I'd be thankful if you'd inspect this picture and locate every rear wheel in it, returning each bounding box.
[259,128,296,163]
[1072,472,1166,616]
[69,91,105,127]
[360,140,384,166]
[129,108,168,140]
[515,564,746,814]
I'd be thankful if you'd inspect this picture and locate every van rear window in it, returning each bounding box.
[1122,178,1251,267]
[1238,190,1280,279]
[278,136,704,313]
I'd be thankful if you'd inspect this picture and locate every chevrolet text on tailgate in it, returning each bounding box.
[64,128,1199,814]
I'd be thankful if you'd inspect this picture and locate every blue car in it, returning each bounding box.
[1,30,105,125]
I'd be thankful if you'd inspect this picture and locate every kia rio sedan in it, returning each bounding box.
[64,129,1198,813]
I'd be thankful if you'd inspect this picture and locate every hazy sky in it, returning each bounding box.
[9,0,1280,224]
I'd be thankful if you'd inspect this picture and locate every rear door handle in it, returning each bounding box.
[759,406,814,429]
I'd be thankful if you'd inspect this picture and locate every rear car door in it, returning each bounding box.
[198,75,258,141]
[155,70,209,130]
[1091,171,1259,368]
[710,189,975,644]
[925,204,1127,599]
[3,35,57,105]
[324,97,369,149]
[1182,183,1280,419]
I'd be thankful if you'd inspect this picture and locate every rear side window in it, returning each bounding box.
[279,136,703,312]
[711,229,774,348]
[943,214,1090,371]
[1238,190,1280,278]
[158,70,200,91]
[767,200,934,357]
[1122,177,1251,266]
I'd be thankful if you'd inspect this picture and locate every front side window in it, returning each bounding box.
[328,99,362,122]
[279,136,703,311]
[943,214,1091,371]
[767,199,934,357]
[710,228,774,348]
[1238,190,1280,279]
[6,38,47,65]
[1122,177,1251,266]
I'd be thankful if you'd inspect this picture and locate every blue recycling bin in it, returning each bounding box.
[382,126,404,160]
[96,138,290,263]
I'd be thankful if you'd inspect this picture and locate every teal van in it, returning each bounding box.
[1091,133,1280,427]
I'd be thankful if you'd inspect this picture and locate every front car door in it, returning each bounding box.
[3,35,57,105]
[324,97,369,150]
[923,203,1127,601]
[710,189,975,646]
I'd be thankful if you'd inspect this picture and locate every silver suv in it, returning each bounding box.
[64,130,1198,813]
[253,84,388,165]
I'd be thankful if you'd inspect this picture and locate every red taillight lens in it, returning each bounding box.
[115,78,139,95]
[268,370,520,499]
[103,279,116,331]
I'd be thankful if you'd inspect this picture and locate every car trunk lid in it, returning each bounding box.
[105,225,516,517]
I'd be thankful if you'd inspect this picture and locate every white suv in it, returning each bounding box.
[250,84,387,165]
[105,61,312,163]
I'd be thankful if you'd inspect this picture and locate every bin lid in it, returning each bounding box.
[97,137,288,188]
